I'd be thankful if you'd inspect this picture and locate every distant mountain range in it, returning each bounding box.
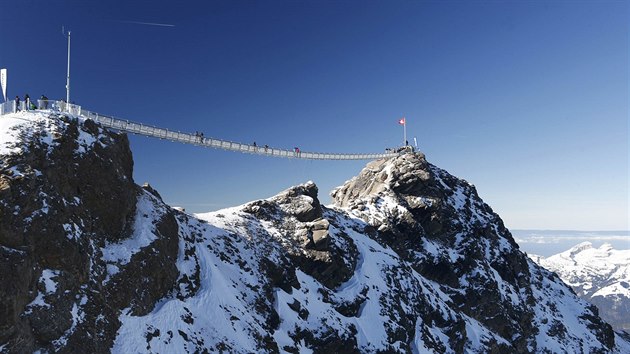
[531,242,630,332]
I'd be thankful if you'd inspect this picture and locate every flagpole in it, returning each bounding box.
[404,119,407,146]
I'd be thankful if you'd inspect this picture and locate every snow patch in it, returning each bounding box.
[41,269,59,294]
[101,191,166,282]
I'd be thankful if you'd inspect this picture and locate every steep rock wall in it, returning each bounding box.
[0,113,179,353]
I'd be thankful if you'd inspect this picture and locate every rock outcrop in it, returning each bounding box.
[242,181,356,290]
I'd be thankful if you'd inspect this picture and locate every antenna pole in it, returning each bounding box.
[65,30,71,103]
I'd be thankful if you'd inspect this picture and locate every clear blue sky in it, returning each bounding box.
[1,0,628,230]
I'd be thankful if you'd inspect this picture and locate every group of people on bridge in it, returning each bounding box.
[253,141,298,155]
[194,131,205,143]
[191,133,300,156]
[252,142,270,153]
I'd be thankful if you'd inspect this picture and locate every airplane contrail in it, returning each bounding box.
[117,20,175,27]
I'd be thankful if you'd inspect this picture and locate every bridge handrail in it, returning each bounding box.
[0,100,400,161]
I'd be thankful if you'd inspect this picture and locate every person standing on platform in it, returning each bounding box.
[41,94,49,109]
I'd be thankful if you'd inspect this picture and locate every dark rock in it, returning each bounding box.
[261,258,299,294]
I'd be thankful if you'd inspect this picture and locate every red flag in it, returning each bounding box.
[398,117,406,125]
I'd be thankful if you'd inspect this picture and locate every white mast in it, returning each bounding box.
[63,27,71,103]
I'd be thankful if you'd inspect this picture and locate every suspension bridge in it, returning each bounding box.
[1,100,402,160]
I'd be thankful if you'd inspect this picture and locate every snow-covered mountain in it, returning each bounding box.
[1,110,629,353]
[532,243,630,332]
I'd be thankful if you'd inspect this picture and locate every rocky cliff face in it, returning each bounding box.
[0,112,179,353]
[1,111,629,353]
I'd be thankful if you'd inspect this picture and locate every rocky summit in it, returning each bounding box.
[1,111,629,353]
